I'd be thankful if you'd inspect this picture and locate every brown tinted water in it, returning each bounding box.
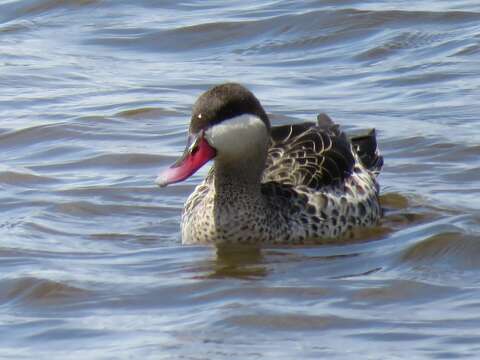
[1,1,480,359]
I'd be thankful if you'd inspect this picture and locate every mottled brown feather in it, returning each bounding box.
[263,121,355,189]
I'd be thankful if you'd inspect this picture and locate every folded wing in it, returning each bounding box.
[263,115,356,189]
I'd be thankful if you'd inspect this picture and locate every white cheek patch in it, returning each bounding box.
[204,114,267,157]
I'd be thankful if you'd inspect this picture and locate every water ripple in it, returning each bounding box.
[1,0,480,358]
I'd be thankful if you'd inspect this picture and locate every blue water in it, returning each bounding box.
[1,1,480,359]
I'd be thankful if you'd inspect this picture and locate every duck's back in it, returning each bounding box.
[263,114,382,188]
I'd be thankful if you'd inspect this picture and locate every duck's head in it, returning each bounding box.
[156,83,270,187]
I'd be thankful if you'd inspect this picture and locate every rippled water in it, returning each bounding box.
[1,0,480,358]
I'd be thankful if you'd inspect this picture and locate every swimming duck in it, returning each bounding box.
[156,83,383,245]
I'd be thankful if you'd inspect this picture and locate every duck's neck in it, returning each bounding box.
[213,152,266,204]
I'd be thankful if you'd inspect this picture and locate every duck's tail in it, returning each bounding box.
[349,129,383,175]
[316,113,383,175]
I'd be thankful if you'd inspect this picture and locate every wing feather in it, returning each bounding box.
[263,121,356,189]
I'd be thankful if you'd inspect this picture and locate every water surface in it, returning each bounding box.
[1,0,480,358]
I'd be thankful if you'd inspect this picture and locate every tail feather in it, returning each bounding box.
[316,113,383,175]
[349,129,383,175]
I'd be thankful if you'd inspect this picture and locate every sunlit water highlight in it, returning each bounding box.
[1,1,480,359]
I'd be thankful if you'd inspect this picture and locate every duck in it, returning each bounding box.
[156,83,383,246]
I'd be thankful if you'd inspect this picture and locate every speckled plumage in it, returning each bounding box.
[157,83,383,246]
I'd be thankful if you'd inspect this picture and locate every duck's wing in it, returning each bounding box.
[263,114,356,189]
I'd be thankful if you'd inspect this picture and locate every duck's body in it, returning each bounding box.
[157,84,383,246]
